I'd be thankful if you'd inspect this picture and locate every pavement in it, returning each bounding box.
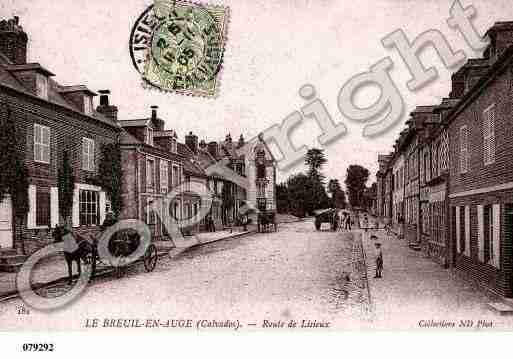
[357,213,513,329]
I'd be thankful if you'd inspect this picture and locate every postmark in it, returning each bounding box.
[129,0,229,97]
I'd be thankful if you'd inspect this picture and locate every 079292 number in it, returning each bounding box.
[22,343,54,352]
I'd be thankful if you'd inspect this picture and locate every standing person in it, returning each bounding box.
[363,214,369,232]
[398,215,404,239]
[345,213,352,231]
[373,241,383,278]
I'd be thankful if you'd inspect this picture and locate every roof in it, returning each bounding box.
[177,143,207,177]
[118,119,151,128]
[443,43,513,127]
[5,62,55,76]
[0,51,119,129]
[58,85,97,96]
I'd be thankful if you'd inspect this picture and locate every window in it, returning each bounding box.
[145,127,154,146]
[185,176,191,192]
[34,124,50,163]
[82,138,95,171]
[145,197,156,224]
[79,190,99,226]
[36,187,50,227]
[147,159,155,191]
[83,96,93,115]
[483,104,495,165]
[160,161,168,193]
[483,204,501,268]
[171,138,177,153]
[35,74,48,99]
[172,165,180,188]
[459,126,469,174]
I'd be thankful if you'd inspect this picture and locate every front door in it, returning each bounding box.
[0,195,13,249]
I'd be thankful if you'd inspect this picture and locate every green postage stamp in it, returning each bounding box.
[130,0,229,97]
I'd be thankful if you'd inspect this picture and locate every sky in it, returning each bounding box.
[1,0,512,186]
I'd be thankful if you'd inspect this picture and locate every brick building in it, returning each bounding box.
[0,17,120,265]
[445,22,513,297]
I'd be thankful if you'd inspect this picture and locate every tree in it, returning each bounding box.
[97,143,123,218]
[275,183,289,213]
[345,165,370,209]
[286,173,311,218]
[305,148,327,183]
[304,148,329,211]
[58,150,75,225]
[327,178,347,209]
[0,105,29,254]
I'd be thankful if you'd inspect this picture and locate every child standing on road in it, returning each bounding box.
[374,242,383,278]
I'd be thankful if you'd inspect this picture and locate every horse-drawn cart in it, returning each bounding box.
[257,211,277,233]
[54,222,158,284]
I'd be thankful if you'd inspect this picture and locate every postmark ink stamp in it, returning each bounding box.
[129,0,229,97]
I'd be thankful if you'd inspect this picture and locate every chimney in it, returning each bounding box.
[150,105,164,131]
[185,131,199,154]
[151,105,158,120]
[208,141,219,158]
[96,90,118,122]
[0,16,28,64]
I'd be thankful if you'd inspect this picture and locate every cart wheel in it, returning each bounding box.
[144,244,158,272]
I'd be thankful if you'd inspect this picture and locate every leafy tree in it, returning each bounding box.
[304,148,329,211]
[276,183,289,213]
[327,178,347,209]
[286,173,311,218]
[0,105,29,254]
[97,143,123,218]
[305,148,327,183]
[344,165,370,209]
[58,150,75,225]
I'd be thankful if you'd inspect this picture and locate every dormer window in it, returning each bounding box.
[83,96,93,115]
[171,138,177,153]
[145,127,154,146]
[36,73,48,100]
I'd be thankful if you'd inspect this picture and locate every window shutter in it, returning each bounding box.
[489,108,495,164]
[477,205,484,262]
[492,203,501,268]
[99,191,106,225]
[43,127,50,163]
[27,185,36,229]
[82,139,89,170]
[465,206,470,257]
[456,206,461,253]
[50,187,59,228]
[140,157,146,192]
[72,188,80,227]
[89,140,95,171]
[460,127,469,173]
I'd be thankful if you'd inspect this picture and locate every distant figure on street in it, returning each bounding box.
[363,214,369,232]
[345,213,352,231]
[374,241,383,278]
[398,215,405,239]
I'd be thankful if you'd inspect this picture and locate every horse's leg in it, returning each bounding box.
[66,258,73,285]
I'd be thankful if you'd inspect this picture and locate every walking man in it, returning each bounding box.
[373,241,383,278]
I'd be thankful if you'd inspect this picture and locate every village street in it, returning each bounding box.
[1,219,513,330]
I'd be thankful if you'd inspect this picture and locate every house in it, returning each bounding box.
[0,17,120,266]
[118,105,189,241]
[445,22,513,297]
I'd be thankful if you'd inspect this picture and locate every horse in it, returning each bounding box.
[53,226,95,285]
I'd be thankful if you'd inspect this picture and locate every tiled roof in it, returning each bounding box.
[0,52,119,129]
